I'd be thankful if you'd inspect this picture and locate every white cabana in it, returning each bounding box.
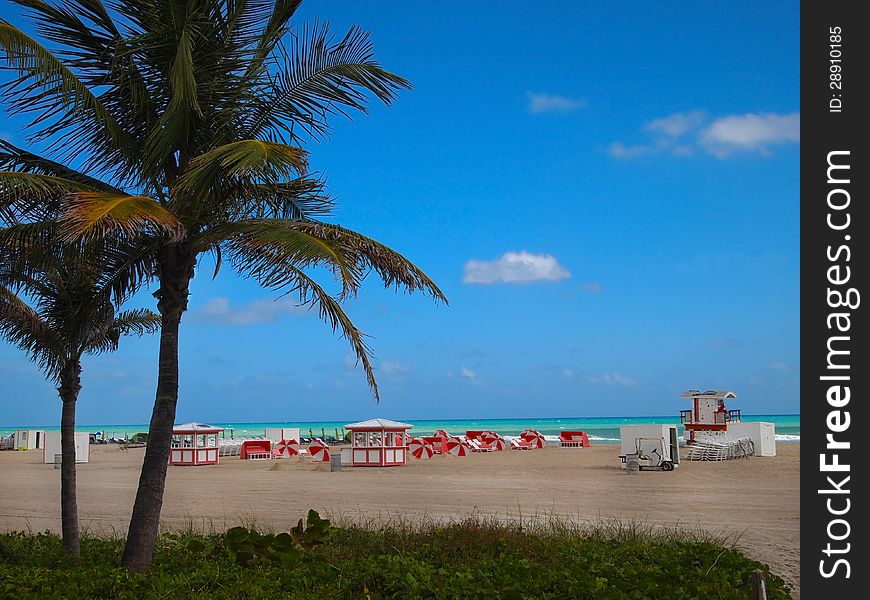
[345,418,412,467]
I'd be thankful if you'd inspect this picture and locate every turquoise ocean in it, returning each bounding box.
[1,414,800,444]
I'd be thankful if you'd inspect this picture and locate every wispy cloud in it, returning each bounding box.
[194,297,302,326]
[646,111,705,137]
[463,251,570,285]
[381,360,411,376]
[527,92,587,114]
[460,366,478,380]
[768,361,789,372]
[711,337,744,349]
[609,110,799,159]
[578,282,603,294]
[584,372,637,386]
[562,368,575,380]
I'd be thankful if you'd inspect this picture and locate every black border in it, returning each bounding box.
[801,2,867,597]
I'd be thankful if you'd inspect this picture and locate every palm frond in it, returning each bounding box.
[0,170,98,223]
[224,175,333,221]
[275,265,379,401]
[176,139,308,197]
[0,281,62,377]
[0,21,133,179]
[193,218,362,296]
[244,22,411,141]
[112,308,162,337]
[57,192,185,241]
[0,139,125,192]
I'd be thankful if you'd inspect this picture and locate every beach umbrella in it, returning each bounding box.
[408,438,434,459]
[521,429,546,449]
[491,435,508,451]
[275,438,300,457]
[446,437,469,457]
[308,438,330,461]
[480,431,499,444]
[434,429,451,439]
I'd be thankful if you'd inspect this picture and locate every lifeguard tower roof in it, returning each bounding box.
[680,390,736,400]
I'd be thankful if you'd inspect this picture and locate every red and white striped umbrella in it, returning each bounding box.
[521,429,546,449]
[490,435,508,451]
[480,431,499,445]
[408,438,434,459]
[308,438,330,461]
[446,436,469,457]
[275,438,300,457]
[434,429,451,439]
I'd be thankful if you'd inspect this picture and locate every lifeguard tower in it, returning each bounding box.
[679,390,742,444]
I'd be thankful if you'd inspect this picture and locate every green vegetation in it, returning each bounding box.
[0,514,792,599]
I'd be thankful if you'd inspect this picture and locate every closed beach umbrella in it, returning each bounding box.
[408,438,434,459]
[275,438,300,457]
[446,437,469,457]
[308,438,330,461]
[521,429,546,449]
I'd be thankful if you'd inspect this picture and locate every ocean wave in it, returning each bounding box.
[775,434,800,441]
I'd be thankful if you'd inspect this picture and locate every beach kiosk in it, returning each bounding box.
[170,423,223,466]
[679,389,742,444]
[345,418,412,467]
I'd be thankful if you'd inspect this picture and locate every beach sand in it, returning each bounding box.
[0,443,800,596]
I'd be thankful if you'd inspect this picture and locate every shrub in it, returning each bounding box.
[0,515,792,599]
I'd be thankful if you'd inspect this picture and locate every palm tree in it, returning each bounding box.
[0,238,160,555]
[1,0,445,570]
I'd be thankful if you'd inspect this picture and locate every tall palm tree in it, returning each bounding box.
[0,238,160,555]
[1,0,445,570]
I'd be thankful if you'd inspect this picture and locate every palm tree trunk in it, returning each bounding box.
[122,244,194,571]
[58,360,82,555]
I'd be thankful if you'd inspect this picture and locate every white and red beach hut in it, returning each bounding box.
[170,422,223,466]
[345,418,412,467]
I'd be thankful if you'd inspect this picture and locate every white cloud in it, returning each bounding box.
[646,111,705,137]
[527,92,587,114]
[584,372,637,386]
[460,366,477,380]
[607,142,652,159]
[195,297,301,325]
[463,251,570,285]
[578,282,603,294]
[382,360,411,375]
[562,368,575,380]
[609,111,799,160]
[699,112,800,157]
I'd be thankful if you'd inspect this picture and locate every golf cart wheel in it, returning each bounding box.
[661,461,674,472]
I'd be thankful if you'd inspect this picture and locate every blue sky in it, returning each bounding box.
[0,1,799,426]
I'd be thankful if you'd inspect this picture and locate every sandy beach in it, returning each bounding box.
[0,443,800,595]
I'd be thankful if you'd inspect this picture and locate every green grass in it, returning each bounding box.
[0,517,792,599]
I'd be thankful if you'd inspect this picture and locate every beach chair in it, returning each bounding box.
[422,435,446,454]
[465,430,485,442]
[240,439,272,460]
[559,431,591,448]
[510,437,535,450]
